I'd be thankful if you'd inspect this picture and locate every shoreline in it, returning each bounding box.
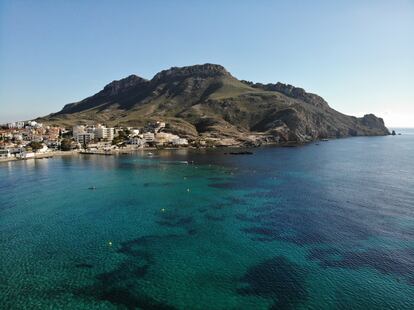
[0,150,80,163]
[0,134,394,164]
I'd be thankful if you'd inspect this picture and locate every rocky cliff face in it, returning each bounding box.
[152,64,230,81]
[102,75,148,96]
[39,63,389,146]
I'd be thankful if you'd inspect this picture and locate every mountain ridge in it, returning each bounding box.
[38,63,389,146]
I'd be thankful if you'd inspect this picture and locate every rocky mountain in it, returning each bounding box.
[38,63,389,146]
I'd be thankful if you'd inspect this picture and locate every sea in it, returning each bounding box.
[1,129,413,309]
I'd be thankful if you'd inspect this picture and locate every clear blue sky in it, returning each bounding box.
[1,0,413,127]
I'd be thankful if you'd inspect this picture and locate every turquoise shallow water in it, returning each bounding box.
[1,132,414,309]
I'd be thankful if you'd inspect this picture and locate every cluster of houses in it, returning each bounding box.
[0,120,189,160]
[72,121,188,148]
[73,124,116,145]
[0,121,60,159]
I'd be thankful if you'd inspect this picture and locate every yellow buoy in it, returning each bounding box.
[108,241,113,246]
[161,208,166,212]
[187,188,190,192]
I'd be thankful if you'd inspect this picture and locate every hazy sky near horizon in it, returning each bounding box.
[0,1,413,127]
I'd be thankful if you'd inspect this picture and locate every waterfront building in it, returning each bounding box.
[155,132,180,145]
[28,121,42,128]
[73,125,86,136]
[172,138,189,146]
[95,127,114,141]
[143,132,155,142]
[37,145,49,153]
[7,122,25,129]
[76,133,94,145]
[130,137,144,146]
[86,126,96,134]
[0,149,11,158]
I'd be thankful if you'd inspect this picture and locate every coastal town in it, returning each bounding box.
[0,120,189,161]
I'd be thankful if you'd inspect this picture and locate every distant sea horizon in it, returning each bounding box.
[390,127,414,133]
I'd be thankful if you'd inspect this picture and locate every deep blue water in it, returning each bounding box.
[1,131,414,309]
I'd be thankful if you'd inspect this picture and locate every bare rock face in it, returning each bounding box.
[102,75,148,96]
[39,63,390,144]
[152,64,230,82]
[243,81,329,109]
[360,114,387,130]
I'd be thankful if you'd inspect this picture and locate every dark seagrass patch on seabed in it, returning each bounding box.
[75,234,181,309]
[208,182,242,189]
[246,190,278,198]
[236,213,257,223]
[155,209,197,235]
[78,285,177,310]
[237,197,375,246]
[75,263,93,269]
[226,196,248,205]
[156,214,194,228]
[236,205,329,245]
[204,213,225,221]
[0,201,17,212]
[207,177,228,181]
[242,225,329,245]
[117,234,182,257]
[237,256,308,310]
[250,203,284,213]
[308,247,414,285]
[307,248,341,261]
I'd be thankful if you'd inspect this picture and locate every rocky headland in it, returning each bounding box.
[38,64,389,146]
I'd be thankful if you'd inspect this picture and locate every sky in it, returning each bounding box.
[0,0,413,127]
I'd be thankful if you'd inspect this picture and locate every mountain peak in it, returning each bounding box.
[102,74,148,96]
[152,63,230,82]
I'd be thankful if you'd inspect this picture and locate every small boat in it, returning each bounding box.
[88,186,97,190]
[321,139,329,142]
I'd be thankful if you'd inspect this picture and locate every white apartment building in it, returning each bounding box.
[28,121,42,128]
[172,138,189,146]
[0,149,11,158]
[76,133,94,145]
[37,145,49,153]
[142,132,155,142]
[16,151,35,159]
[7,121,25,129]
[95,127,114,141]
[86,127,96,134]
[155,132,179,144]
[73,125,86,136]
[130,137,144,146]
